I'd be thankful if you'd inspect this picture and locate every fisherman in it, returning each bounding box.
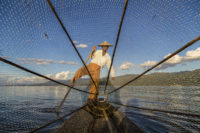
[70,41,115,102]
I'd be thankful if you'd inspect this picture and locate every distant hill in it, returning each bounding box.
[2,69,200,86]
[111,69,200,86]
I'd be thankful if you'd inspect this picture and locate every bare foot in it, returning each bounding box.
[70,78,75,87]
[70,82,74,87]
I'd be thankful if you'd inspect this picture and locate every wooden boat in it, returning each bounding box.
[56,99,144,133]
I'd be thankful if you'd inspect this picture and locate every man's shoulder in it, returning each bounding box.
[105,51,110,56]
[95,50,102,54]
[94,50,110,57]
[106,53,111,58]
[96,50,102,52]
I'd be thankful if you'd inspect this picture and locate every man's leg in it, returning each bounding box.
[88,65,100,101]
[70,63,100,101]
[70,65,89,87]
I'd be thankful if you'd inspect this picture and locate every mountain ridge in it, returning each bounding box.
[2,69,200,86]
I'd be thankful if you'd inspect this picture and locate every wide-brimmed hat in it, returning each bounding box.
[98,41,112,47]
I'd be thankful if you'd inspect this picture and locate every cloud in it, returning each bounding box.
[16,58,78,66]
[140,47,200,70]
[12,76,45,84]
[54,71,70,80]
[140,61,157,68]
[73,41,79,44]
[119,62,136,70]
[4,71,70,85]
[184,47,200,61]
[57,60,78,65]
[16,58,54,65]
[164,54,183,64]
[76,44,88,48]
[45,71,70,80]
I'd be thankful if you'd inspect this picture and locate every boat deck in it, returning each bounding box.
[56,100,144,133]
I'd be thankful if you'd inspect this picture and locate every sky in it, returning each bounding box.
[0,0,200,85]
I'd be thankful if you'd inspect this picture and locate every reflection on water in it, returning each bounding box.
[0,86,199,132]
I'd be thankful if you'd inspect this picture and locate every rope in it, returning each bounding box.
[110,102,200,117]
[0,57,93,94]
[30,105,86,133]
[104,0,129,97]
[46,0,98,90]
[108,36,200,94]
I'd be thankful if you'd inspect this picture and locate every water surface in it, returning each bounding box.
[0,86,199,132]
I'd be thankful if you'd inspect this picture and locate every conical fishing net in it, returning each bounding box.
[0,0,200,132]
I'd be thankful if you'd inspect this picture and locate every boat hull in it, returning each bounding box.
[56,100,143,133]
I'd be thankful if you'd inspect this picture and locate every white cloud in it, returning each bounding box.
[119,62,136,70]
[73,41,79,44]
[140,61,157,68]
[57,60,78,65]
[184,47,200,61]
[140,47,200,70]
[13,76,45,84]
[76,44,88,48]
[164,54,183,64]
[55,71,70,80]
[4,71,70,85]
[16,58,54,65]
[16,58,78,66]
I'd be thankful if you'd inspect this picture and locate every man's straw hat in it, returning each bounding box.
[98,41,112,47]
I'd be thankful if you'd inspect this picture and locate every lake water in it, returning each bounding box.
[0,86,199,132]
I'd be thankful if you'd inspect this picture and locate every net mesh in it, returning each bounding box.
[0,0,200,132]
